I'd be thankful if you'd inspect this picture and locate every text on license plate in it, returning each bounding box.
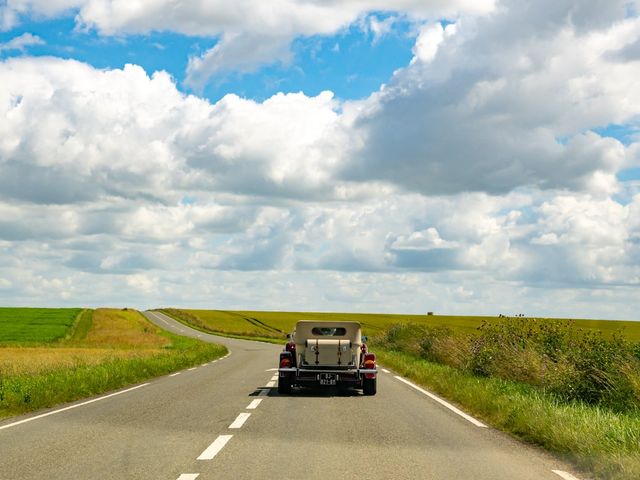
[319,373,336,386]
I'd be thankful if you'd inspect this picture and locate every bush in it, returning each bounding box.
[372,319,640,412]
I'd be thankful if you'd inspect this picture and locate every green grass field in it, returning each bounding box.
[0,308,83,344]
[162,308,640,342]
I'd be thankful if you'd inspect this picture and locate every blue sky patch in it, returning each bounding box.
[1,13,418,103]
[594,123,638,146]
[201,18,416,102]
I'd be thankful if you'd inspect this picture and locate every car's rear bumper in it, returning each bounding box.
[278,367,377,387]
[278,367,377,374]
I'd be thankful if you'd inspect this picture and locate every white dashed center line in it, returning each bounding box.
[382,369,390,374]
[266,381,276,388]
[197,435,233,460]
[229,412,251,429]
[552,471,582,480]
[246,399,263,410]
[270,375,279,381]
[258,389,269,396]
[177,474,199,480]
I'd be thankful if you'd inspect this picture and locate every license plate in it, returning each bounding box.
[319,373,336,386]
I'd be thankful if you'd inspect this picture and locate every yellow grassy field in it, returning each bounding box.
[0,308,171,375]
[82,308,171,348]
[0,347,164,375]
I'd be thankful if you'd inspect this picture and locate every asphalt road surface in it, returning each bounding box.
[0,311,583,480]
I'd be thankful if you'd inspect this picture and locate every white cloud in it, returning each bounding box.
[0,32,44,51]
[174,89,346,198]
[519,194,640,285]
[126,273,156,294]
[0,57,347,205]
[185,33,293,90]
[411,22,454,63]
[346,1,640,196]
[368,15,397,45]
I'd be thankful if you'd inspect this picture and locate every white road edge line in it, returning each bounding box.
[394,376,487,428]
[0,383,150,431]
[169,372,181,377]
[229,412,251,429]
[177,474,199,480]
[246,399,263,410]
[188,367,197,371]
[197,435,233,460]
[266,381,276,388]
[382,369,390,374]
[552,470,582,480]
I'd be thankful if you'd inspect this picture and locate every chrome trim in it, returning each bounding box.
[278,367,378,374]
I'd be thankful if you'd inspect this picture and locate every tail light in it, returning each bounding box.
[280,357,291,368]
[279,351,293,368]
[363,352,376,379]
[363,352,376,369]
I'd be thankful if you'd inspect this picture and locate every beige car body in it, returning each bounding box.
[293,320,363,368]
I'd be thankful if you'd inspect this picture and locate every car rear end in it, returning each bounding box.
[278,320,377,395]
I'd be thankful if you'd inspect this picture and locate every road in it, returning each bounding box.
[0,311,582,480]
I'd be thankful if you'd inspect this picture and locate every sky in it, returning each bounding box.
[0,0,639,319]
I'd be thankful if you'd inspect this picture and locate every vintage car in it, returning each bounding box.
[277,320,377,395]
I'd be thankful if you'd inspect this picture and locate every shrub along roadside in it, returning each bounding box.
[0,332,227,419]
[378,349,640,480]
[375,321,640,413]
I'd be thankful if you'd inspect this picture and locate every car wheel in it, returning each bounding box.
[363,377,376,396]
[278,376,292,394]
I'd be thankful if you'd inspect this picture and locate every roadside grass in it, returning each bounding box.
[163,308,640,342]
[378,349,640,480]
[0,308,82,344]
[0,308,227,419]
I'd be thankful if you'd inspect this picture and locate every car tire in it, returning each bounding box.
[363,377,377,396]
[278,376,292,394]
